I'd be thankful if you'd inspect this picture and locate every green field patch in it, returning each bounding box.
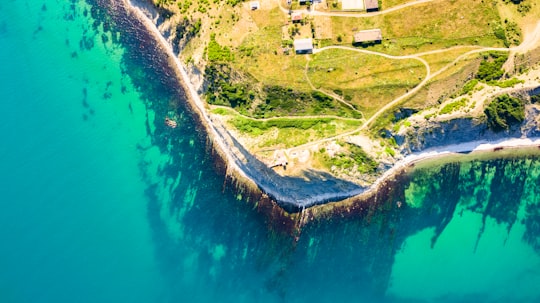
[254,86,362,118]
[380,0,411,9]
[439,98,468,115]
[233,21,311,91]
[307,48,424,118]
[404,53,480,110]
[230,117,361,148]
[489,77,524,88]
[419,47,480,74]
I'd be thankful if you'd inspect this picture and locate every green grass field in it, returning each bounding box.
[307,48,425,117]
[226,115,363,149]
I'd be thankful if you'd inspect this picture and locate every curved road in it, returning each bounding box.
[273,0,540,153]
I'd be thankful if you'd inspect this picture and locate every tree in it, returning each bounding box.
[484,94,525,131]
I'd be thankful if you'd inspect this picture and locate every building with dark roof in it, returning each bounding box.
[364,0,379,11]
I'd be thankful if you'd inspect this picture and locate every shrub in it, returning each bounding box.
[440,98,467,115]
[207,34,233,62]
[476,52,508,82]
[484,94,524,131]
[490,78,524,88]
[323,143,378,173]
[460,79,479,95]
[504,21,522,46]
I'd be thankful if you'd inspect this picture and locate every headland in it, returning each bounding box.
[111,0,540,232]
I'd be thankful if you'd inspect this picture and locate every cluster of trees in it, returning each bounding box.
[476,52,508,82]
[254,86,360,118]
[205,64,254,113]
[484,94,525,131]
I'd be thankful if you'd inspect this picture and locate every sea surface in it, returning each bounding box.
[1,1,540,302]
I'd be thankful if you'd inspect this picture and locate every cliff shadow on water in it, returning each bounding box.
[289,151,540,300]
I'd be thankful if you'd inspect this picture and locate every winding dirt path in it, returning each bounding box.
[303,59,364,115]
[276,0,540,154]
[299,19,540,148]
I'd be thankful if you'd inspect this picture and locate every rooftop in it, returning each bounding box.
[293,38,313,53]
[342,0,365,10]
[291,12,303,21]
[250,1,260,9]
[354,29,383,43]
[364,0,379,11]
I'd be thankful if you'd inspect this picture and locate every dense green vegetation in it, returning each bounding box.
[205,64,254,114]
[205,65,362,118]
[231,117,335,135]
[459,79,479,95]
[531,94,540,104]
[484,94,525,131]
[476,52,509,82]
[207,34,233,62]
[255,86,362,119]
[322,143,378,174]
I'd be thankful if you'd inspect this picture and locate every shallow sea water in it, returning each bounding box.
[1,1,540,302]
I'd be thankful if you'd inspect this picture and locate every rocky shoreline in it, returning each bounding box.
[118,0,540,234]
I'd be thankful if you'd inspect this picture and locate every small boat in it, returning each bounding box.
[165,117,177,128]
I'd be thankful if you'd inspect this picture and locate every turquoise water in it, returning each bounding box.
[1,1,540,302]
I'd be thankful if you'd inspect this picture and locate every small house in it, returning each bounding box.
[353,29,382,44]
[291,12,303,22]
[364,0,379,12]
[250,1,260,10]
[293,38,313,54]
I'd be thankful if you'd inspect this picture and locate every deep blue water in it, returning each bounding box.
[1,1,540,302]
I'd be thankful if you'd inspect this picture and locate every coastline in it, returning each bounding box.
[121,0,540,230]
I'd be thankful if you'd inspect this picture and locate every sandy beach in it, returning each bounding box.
[124,0,540,212]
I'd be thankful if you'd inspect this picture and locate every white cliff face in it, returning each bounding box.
[395,88,540,154]
[397,105,540,154]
